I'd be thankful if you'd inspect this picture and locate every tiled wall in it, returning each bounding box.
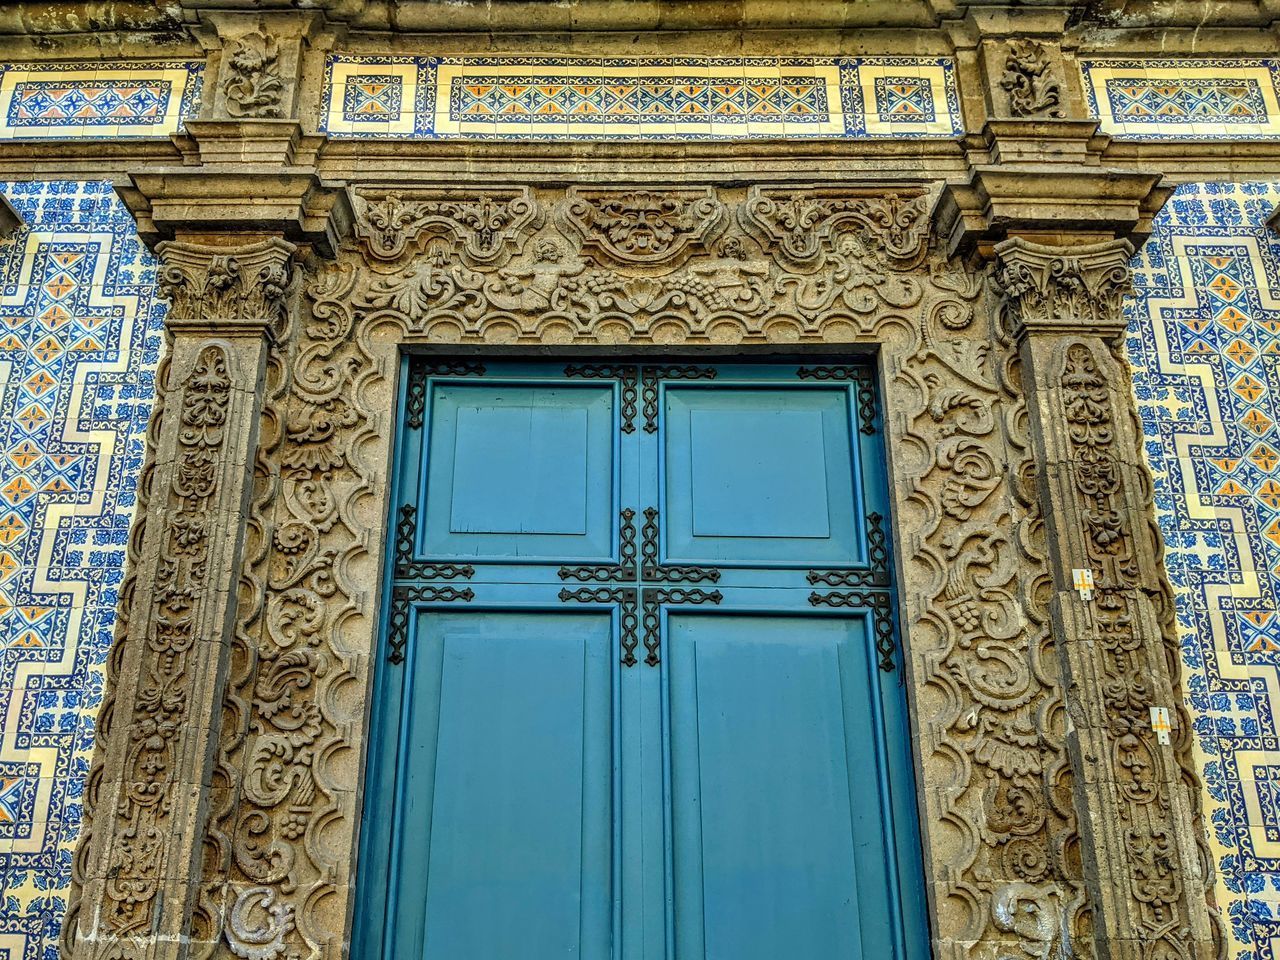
[1127,181,1280,960]
[0,63,202,141]
[0,181,164,960]
[320,55,963,140]
[1080,59,1280,140]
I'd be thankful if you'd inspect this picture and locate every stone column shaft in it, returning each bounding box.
[999,237,1216,960]
[69,237,293,960]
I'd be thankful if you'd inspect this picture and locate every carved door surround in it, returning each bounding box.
[63,171,1223,960]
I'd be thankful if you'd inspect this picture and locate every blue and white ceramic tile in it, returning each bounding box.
[0,181,165,960]
[320,55,963,140]
[1127,180,1280,960]
[1082,59,1280,140]
[0,62,203,140]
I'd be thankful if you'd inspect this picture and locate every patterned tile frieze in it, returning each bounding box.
[0,181,164,960]
[1082,59,1280,140]
[320,55,962,140]
[0,62,203,140]
[1126,180,1280,960]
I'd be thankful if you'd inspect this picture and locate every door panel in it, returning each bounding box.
[389,611,615,960]
[422,382,616,560]
[662,386,863,566]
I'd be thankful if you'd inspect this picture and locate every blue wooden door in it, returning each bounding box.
[356,360,927,960]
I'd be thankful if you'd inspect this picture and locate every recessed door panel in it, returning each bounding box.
[422,382,616,560]
[669,613,906,960]
[389,611,614,960]
[663,386,862,565]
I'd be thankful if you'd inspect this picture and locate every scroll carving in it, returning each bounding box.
[354,189,541,265]
[995,238,1132,336]
[158,237,295,325]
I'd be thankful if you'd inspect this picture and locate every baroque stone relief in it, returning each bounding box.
[127,181,1103,960]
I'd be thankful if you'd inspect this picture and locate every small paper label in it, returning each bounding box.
[1150,706,1171,745]
[1072,568,1095,601]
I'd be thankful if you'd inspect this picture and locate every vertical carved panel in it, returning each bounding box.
[65,239,292,960]
[999,237,1223,960]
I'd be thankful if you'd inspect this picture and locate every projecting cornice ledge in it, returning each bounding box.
[935,165,1172,262]
[118,139,354,259]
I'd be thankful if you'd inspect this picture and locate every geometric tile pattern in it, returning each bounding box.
[1126,180,1280,960]
[1082,59,1280,140]
[321,55,963,139]
[0,180,165,960]
[0,62,202,140]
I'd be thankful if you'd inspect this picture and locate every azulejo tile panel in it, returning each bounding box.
[0,181,164,959]
[320,55,962,140]
[1126,180,1280,960]
[1081,59,1280,140]
[0,62,203,140]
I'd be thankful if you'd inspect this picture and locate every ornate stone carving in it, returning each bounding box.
[354,189,541,265]
[558,187,727,269]
[81,183,1206,960]
[1003,236,1224,959]
[158,237,296,327]
[996,238,1133,338]
[222,28,285,119]
[999,40,1065,119]
[993,882,1073,960]
[740,185,930,270]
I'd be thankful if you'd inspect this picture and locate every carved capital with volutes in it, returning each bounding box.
[996,237,1133,342]
[156,236,296,336]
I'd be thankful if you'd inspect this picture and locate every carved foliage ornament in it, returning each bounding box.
[999,40,1065,119]
[223,27,285,119]
[157,237,296,328]
[740,186,931,271]
[995,238,1133,338]
[105,344,231,937]
[354,189,542,265]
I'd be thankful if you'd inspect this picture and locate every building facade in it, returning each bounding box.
[0,2,1278,959]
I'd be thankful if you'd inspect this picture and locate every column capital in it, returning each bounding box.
[995,236,1134,342]
[156,236,296,336]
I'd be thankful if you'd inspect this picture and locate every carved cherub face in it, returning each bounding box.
[719,236,744,260]
[534,238,562,263]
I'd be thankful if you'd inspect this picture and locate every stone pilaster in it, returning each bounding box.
[65,237,294,960]
[998,237,1217,960]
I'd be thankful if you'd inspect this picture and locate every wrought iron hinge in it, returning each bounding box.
[404,358,486,429]
[640,365,716,433]
[388,584,476,664]
[806,512,890,588]
[642,587,723,667]
[640,507,720,584]
[564,364,640,433]
[394,504,476,581]
[795,365,878,435]
[559,508,637,582]
[559,586,641,666]
[808,588,897,672]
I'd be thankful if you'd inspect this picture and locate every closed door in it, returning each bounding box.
[356,360,928,960]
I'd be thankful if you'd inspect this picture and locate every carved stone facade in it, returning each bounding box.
[3,2,1272,959]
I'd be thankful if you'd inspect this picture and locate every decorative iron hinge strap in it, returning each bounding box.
[808,589,897,672]
[394,504,476,581]
[404,358,486,429]
[559,586,640,666]
[806,512,890,588]
[564,363,640,433]
[795,365,878,436]
[643,588,723,667]
[559,508,637,582]
[641,507,720,583]
[640,365,716,433]
[388,584,476,664]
